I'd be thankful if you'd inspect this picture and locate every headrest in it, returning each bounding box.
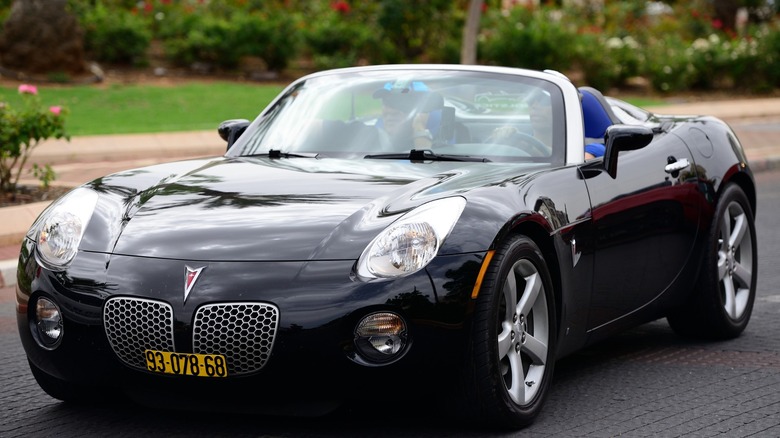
[580,88,615,139]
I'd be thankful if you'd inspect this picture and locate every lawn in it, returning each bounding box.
[0,81,666,136]
[0,82,285,136]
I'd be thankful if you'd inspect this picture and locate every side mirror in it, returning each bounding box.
[218,119,250,151]
[603,124,653,178]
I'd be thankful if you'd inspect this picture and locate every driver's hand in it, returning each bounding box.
[490,125,519,143]
[412,112,429,133]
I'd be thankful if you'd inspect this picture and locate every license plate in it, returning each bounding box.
[144,350,228,377]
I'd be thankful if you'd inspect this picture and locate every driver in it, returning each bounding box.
[485,92,553,157]
[372,81,444,149]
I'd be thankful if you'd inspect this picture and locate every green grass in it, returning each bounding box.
[621,97,668,108]
[0,82,285,136]
[0,82,669,137]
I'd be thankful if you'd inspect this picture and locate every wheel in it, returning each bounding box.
[28,359,101,403]
[668,184,757,339]
[462,235,557,429]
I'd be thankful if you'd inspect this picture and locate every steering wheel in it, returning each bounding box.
[487,128,550,157]
[506,132,551,156]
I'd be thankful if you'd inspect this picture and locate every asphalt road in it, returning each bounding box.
[2,169,780,437]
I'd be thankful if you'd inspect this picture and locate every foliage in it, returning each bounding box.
[574,34,643,91]
[2,0,780,93]
[80,4,151,65]
[162,8,299,72]
[478,6,577,72]
[643,35,697,93]
[0,85,69,195]
[377,0,461,62]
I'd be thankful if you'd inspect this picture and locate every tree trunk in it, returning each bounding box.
[461,0,484,65]
[712,0,739,31]
[0,0,86,75]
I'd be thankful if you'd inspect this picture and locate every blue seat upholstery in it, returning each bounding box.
[580,88,613,139]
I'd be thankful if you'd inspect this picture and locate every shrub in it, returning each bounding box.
[643,35,697,93]
[164,14,239,69]
[81,4,151,65]
[236,11,299,73]
[479,6,577,72]
[164,10,299,72]
[0,85,69,196]
[575,34,643,90]
[302,10,375,69]
[761,26,780,88]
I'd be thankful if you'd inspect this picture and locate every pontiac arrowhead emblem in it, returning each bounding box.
[184,266,206,304]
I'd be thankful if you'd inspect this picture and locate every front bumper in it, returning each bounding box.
[17,238,485,409]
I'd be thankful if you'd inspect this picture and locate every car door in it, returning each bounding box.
[582,133,701,330]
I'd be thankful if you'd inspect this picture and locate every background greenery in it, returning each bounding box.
[32,0,777,92]
[2,0,777,92]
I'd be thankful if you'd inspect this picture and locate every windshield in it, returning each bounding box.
[228,69,566,164]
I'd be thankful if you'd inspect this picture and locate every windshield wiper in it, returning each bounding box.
[245,149,319,158]
[364,149,491,163]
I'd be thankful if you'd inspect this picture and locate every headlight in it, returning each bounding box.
[356,197,466,279]
[35,187,99,270]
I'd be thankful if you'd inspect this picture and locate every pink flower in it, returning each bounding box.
[49,106,62,116]
[18,84,38,95]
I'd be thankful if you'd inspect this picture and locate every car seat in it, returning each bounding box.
[579,87,621,158]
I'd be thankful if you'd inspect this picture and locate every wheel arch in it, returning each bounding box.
[505,220,563,339]
[722,169,756,215]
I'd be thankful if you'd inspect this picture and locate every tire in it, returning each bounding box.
[668,184,757,339]
[462,235,557,429]
[28,359,101,403]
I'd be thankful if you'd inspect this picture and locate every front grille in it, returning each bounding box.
[103,298,279,376]
[193,303,279,375]
[104,297,175,369]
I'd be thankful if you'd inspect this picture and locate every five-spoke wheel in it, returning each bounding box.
[668,183,757,339]
[463,235,556,429]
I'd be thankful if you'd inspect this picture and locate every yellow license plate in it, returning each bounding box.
[144,350,228,377]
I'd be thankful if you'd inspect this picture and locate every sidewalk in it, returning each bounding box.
[1,98,780,287]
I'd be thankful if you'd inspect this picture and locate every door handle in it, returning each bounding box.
[665,157,690,174]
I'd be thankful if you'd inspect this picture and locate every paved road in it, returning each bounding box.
[2,169,780,437]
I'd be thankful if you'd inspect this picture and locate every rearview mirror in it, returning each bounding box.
[218,119,250,151]
[603,125,653,178]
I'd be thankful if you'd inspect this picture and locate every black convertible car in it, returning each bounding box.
[17,65,757,428]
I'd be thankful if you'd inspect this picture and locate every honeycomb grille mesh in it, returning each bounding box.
[103,298,279,376]
[104,297,175,369]
[193,303,279,375]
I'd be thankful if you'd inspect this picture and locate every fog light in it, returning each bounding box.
[33,297,63,349]
[354,312,408,364]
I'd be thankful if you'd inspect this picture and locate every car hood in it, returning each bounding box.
[80,157,541,261]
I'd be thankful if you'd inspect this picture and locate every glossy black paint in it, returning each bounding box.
[16,105,754,413]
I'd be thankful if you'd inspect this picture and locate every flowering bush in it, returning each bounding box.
[575,34,644,91]
[0,85,68,196]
